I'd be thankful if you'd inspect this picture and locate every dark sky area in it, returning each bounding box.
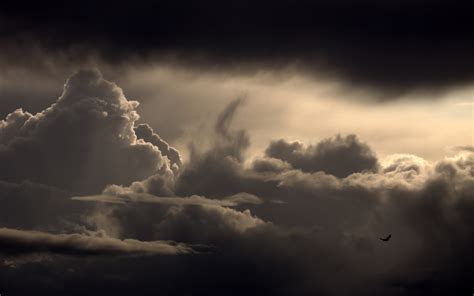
[1,0,474,94]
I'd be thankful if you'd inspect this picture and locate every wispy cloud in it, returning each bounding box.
[72,192,262,207]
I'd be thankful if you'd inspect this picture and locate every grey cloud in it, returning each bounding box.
[254,151,473,294]
[453,145,474,153]
[212,97,249,162]
[224,192,263,205]
[265,134,379,177]
[251,157,291,173]
[155,205,268,243]
[0,227,195,257]
[134,123,182,169]
[2,1,474,95]
[175,98,253,197]
[161,103,474,294]
[79,150,474,295]
[113,172,177,197]
[0,69,179,194]
[72,192,262,207]
[0,70,473,296]
[80,194,269,247]
[96,98,255,198]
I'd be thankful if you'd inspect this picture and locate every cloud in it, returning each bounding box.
[453,145,474,152]
[2,1,474,95]
[265,134,379,177]
[79,193,270,248]
[156,206,268,242]
[175,98,254,196]
[0,69,179,193]
[212,97,249,162]
[172,101,473,293]
[134,123,182,169]
[73,148,473,294]
[0,70,473,295]
[72,192,262,207]
[0,227,195,257]
[251,157,292,173]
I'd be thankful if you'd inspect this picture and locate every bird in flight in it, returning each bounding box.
[379,234,391,242]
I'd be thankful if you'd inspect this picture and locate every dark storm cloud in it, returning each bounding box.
[265,135,379,177]
[2,0,474,94]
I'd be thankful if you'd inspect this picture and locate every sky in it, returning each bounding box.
[0,1,473,295]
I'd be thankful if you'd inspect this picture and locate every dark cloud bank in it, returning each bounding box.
[0,70,473,295]
[1,1,474,95]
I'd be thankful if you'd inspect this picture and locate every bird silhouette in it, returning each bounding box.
[379,234,391,242]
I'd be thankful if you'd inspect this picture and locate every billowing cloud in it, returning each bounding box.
[69,148,474,295]
[134,123,182,169]
[265,134,379,177]
[251,157,291,173]
[0,69,179,193]
[175,98,253,197]
[0,70,473,296]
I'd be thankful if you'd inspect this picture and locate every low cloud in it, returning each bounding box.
[72,192,262,207]
[0,227,195,257]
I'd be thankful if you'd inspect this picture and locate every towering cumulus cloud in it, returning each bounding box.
[0,70,473,296]
[0,69,178,194]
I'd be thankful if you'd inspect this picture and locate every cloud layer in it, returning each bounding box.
[0,227,194,257]
[2,1,474,95]
[0,70,472,295]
